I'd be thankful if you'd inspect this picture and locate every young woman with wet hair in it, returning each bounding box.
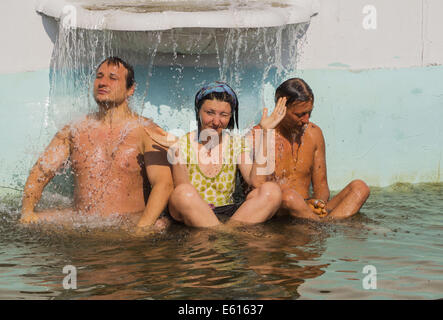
[164,81,285,228]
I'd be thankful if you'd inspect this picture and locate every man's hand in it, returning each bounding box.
[134,225,156,237]
[134,216,171,237]
[144,126,178,148]
[20,211,39,224]
[259,97,287,130]
[306,199,328,218]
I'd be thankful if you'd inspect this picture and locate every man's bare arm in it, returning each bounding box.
[311,126,330,203]
[144,125,178,148]
[285,127,329,219]
[21,126,71,223]
[169,136,191,187]
[143,124,187,186]
[136,136,173,229]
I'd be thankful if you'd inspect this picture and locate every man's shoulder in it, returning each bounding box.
[128,115,159,135]
[56,118,86,137]
[69,114,96,129]
[306,122,326,149]
[307,122,324,137]
[136,115,159,128]
[135,116,171,152]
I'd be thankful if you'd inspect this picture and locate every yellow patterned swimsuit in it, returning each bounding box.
[178,131,250,208]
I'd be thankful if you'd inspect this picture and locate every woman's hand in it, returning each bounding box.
[259,97,287,130]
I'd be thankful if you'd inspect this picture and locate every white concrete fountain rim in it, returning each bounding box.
[35,0,319,31]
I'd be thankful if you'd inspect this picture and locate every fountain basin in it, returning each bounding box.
[36,0,319,31]
[36,0,318,55]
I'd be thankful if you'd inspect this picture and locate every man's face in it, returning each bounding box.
[93,62,134,107]
[281,100,313,129]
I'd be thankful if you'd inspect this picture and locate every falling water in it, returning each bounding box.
[48,20,310,132]
[31,0,312,220]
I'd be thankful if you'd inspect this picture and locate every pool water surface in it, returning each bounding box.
[0,182,441,299]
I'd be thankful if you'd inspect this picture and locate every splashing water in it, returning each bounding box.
[36,10,311,205]
[3,2,441,300]
[48,21,310,132]
[0,182,442,299]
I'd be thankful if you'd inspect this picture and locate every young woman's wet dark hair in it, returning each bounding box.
[97,56,135,89]
[194,81,239,131]
[275,78,314,106]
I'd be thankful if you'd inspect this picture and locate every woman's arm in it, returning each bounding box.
[239,97,287,188]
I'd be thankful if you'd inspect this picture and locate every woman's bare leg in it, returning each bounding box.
[229,182,282,224]
[168,183,221,228]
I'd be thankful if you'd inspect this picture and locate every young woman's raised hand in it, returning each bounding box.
[259,97,287,130]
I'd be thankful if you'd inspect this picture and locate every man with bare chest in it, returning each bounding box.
[256,78,370,221]
[20,57,173,232]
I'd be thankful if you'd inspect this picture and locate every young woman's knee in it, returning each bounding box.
[170,183,199,206]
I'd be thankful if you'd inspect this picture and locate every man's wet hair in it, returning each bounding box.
[96,56,135,89]
[275,78,314,106]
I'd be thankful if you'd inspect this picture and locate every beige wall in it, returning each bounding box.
[0,0,54,73]
[1,0,443,73]
[298,0,443,70]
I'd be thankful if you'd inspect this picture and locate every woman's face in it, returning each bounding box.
[199,99,232,136]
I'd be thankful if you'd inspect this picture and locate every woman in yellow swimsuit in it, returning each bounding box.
[165,82,287,228]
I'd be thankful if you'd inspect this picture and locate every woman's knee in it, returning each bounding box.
[258,182,282,206]
[170,183,199,206]
[169,184,199,222]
